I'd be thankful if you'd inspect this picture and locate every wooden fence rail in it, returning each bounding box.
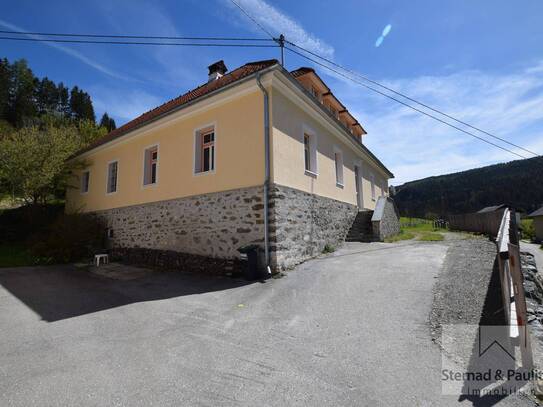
[449,209,505,237]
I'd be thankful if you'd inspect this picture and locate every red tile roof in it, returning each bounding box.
[75,59,278,156]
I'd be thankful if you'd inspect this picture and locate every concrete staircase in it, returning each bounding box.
[346,210,377,242]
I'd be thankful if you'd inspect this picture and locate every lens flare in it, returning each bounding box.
[375,36,384,47]
[382,24,392,37]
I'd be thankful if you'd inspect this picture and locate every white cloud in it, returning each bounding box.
[0,19,129,81]
[224,0,334,58]
[335,62,543,185]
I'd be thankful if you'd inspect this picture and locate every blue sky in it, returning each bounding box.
[2,0,542,184]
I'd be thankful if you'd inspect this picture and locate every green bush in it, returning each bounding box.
[521,218,535,242]
[0,204,64,244]
[30,213,105,264]
[322,244,335,254]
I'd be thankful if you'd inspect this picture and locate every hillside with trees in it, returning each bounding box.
[0,57,117,205]
[393,156,543,218]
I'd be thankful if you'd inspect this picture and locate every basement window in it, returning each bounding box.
[194,126,215,174]
[81,170,90,194]
[107,161,118,194]
[143,145,159,186]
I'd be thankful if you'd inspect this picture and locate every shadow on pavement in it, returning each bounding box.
[458,258,529,406]
[0,265,254,322]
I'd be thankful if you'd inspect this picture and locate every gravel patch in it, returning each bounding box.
[430,237,500,350]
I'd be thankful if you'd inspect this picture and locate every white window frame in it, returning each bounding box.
[106,160,119,195]
[80,170,90,194]
[370,172,376,201]
[302,124,318,176]
[333,146,344,187]
[193,122,217,176]
[142,144,159,187]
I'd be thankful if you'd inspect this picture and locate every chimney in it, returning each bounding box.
[208,60,228,82]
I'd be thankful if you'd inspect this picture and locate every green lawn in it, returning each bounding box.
[0,244,36,267]
[384,230,415,243]
[418,232,445,241]
[383,217,446,243]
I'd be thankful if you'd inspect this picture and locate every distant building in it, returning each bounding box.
[477,204,507,214]
[528,207,543,242]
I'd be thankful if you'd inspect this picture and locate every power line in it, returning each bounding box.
[286,41,539,157]
[285,46,527,160]
[228,0,275,39]
[0,36,278,48]
[0,29,272,42]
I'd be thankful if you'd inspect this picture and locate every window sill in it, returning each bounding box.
[80,191,89,195]
[304,169,318,178]
[336,182,344,188]
[106,191,118,196]
[193,169,216,177]
[142,182,158,189]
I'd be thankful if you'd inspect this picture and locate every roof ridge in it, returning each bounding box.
[74,59,278,157]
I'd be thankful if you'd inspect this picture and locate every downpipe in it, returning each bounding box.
[256,73,272,275]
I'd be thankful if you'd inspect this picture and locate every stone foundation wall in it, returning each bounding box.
[371,196,401,241]
[94,186,265,262]
[269,184,358,270]
[109,247,242,274]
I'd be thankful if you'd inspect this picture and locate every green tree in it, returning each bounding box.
[70,86,95,123]
[0,124,85,204]
[77,119,107,146]
[99,112,116,132]
[8,59,37,127]
[57,82,70,117]
[36,77,59,115]
[0,58,10,121]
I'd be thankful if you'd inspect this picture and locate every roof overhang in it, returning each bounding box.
[271,67,394,179]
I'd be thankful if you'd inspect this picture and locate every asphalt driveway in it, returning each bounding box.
[0,240,534,406]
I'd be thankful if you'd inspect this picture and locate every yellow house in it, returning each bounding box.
[67,59,396,271]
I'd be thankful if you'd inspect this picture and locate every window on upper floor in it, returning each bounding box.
[107,161,118,194]
[334,149,344,187]
[143,145,159,185]
[195,126,215,174]
[81,170,90,194]
[303,131,317,175]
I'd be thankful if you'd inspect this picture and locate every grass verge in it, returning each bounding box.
[418,232,445,241]
[384,230,415,243]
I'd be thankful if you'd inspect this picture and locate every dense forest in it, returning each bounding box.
[0,57,115,130]
[0,57,117,204]
[394,156,543,218]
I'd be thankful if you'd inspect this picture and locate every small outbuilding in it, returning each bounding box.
[477,204,507,214]
[528,207,543,242]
